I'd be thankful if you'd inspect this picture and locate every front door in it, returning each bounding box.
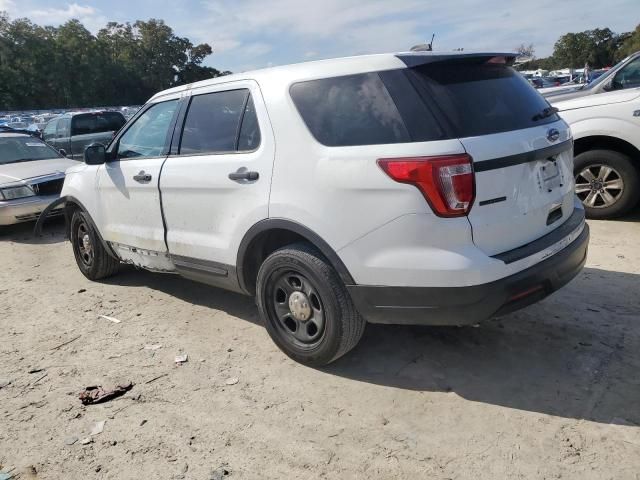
[95,97,181,255]
[160,81,274,270]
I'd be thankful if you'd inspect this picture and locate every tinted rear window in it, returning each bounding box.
[291,73,444,147]
[71,112,126,136]
[409,62,559,137]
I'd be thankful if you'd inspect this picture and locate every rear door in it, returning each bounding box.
[407,59,576,255]
[160,80,274,270]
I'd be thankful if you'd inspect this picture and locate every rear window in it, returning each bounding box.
[290,73,442,147]
[409,62,559,137]
[71,112,126,136]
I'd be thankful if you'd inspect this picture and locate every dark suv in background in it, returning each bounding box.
[42,111,126,159]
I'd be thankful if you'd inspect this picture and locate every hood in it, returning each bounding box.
[550,88,640,111]
[0,157,80,186]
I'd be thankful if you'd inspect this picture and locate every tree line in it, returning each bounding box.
[0,13,231,111]
[517,24,640,71]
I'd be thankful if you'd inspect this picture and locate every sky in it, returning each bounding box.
[1,0,638,72]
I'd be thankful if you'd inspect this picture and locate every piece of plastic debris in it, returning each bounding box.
[0,379,11,389]
[28,368,44,374]
[0,473,13,480]
[225,377,239,386]
[80,437,93,445]
[175,354,188,365]
[79,383,134,405]
[99,315,121,323]
[65,436,78,446]
[144,344,162,350]
[209,466,230,480]
[90,420,106,436]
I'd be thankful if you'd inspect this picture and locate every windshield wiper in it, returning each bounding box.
[532,107,558,122]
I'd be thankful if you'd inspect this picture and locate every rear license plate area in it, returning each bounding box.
[539,158,562,192]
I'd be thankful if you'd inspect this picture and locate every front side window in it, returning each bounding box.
[613,57,640,90]
[56,118,71,138]
[180,89,260,155]
[43,119,58,138]
[290,73,410,147]
[117,100,178,159]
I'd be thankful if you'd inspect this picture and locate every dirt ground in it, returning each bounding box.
[1,214,639,480]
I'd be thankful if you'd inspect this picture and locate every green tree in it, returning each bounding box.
[0,13,226,110]
[618,24,640,59]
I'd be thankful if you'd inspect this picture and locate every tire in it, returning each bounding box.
[70,210,120,280]
[574,149,640,219]
[256,243,366,367]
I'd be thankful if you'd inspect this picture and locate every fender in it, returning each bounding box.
[236,218,356,293]
[33,195,119,261]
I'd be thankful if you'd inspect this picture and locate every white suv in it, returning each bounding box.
[38,52,589,366]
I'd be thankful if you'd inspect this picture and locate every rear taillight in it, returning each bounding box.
[377,154,475,217]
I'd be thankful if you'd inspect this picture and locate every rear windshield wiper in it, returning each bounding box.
[532,107,558,122]
[2,158,37,164]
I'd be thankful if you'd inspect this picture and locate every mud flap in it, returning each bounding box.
[33,196,69,236]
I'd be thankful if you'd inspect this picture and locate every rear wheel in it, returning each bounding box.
[70,210,120,280]
[574,149,640,219]
[256,243,365,367]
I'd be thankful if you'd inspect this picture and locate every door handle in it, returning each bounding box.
[133,171,152,183]
[228,169,259,181]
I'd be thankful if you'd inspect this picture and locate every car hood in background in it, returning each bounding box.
[550,88,640,111]
[0,157,80,187]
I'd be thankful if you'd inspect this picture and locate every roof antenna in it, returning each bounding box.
[410,34,435,52]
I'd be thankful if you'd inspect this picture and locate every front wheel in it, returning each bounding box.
[256,243,365,367]
[574,149,640,219]
[70,210,120,280]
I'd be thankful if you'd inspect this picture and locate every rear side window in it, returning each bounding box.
[71,112,126,136]
[409,62,559,137]
[179,89,261,155]
[290,73,416,147]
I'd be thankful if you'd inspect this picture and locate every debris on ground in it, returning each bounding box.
[80,437,93,445]
[27,368,44,374]
[51,335,81,351]
[175,354,188,365]
[145,374,168,384]
[0,473,13,480]
[225,377,239,386]
[99,315,121,324]
[209,466,230,480]
[77,288,86,293]
[79,383,133,405]
[90,420,106,436]
[144,344,163,350]
[0,379,11,389]
[64,436,78,446]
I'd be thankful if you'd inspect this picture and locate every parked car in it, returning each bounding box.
[38,51,589,365]
[547,51,640,218]
[0,131,78,226]
[42,111,126,160]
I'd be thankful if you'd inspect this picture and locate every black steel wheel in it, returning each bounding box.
[256,243,365,366]
[70,210,120,280]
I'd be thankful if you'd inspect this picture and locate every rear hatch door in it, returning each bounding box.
[405,55,576,256]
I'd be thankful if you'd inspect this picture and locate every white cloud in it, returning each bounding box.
[27,3,107,32]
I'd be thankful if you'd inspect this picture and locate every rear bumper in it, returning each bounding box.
[0,195,63,226]
[347,224,589,326]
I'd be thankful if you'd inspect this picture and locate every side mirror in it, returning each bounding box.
[602,80,613,91]
[59,149,67,157]
[84,143,106,165]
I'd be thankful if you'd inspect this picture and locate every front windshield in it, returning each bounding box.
[0,135,61,165]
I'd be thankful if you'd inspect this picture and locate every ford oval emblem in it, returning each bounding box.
[547,128,560,142]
